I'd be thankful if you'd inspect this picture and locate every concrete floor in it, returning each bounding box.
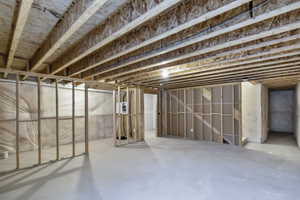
[0,133,300,200]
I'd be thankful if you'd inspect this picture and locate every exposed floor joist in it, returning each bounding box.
[84,2,300,80]
[46,0,183,79]
[27,0,110,76]
[66,0,252,77]
[5,0,34,77]
[120,33,300,83]
[150,59,300,87]
[102,20,300,82]
[138,45,300,85]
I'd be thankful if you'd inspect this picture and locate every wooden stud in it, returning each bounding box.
[184,89,187,138]
[113,90,117,146]
[192,89,194,139]
[210,88,213,141]
[232,85,235,145]
[134,87,138,141]
[72,81,75,156]
[84,84,89,154]
[37,78,41,164]
[15,75,20,169]
[220,87,224,143]
[55,79,59,160]
[126,87,130,143]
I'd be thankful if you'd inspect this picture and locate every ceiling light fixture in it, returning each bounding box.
[162,69,169,78]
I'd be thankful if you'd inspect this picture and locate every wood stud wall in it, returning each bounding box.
[113,87,144,146]
[10,78,90,171]
[158,84,241,145]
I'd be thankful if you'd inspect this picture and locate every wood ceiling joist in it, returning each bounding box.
[67,0,252,77]
[160,70,300,89]
[46,0,183,78]
[86,2,300,80]
[138,46,300,85]
[5,0,34,77]
[120,33,300,83]
[148,59,300,86]
[28,0,110,74]
[98,20,300,82]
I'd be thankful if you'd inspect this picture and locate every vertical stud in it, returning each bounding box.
[126,87,130,143]
[221,87,224,143]
[55,79,59,160]
[37,78,41,164]
[85,84,89,154]
[72,81,75,156]
[16,75,20,169]
[184,89,187,138]
[118,86,121,144]
[113,90,117,146]
[210,88,213,142]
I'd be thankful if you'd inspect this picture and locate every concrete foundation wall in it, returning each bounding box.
[296,84,300,147]
[241,82,264,143]
[269,90,294,133]
[144,94,157,132]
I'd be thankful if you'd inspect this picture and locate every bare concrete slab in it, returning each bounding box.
[0,136,300,200]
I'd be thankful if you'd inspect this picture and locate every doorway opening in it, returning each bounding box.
[267,88,297,146]
[144,93,157,139]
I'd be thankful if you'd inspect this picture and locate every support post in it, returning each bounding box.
[232,85,235,145]
[55,79,59,160]
[134,88,138,141]
[113,90,117,146]
[16,75,20,169]
[221,87,224,143]
[85,84,89,154]
[210,88,213,141]
[37,78,41,164]
[126,87,130,143]
[184,89,187,138]
[118,86,121,144]
[72,81,75,156]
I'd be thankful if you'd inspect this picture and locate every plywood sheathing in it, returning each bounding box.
[159,83,241,145]
[91,0,300,84]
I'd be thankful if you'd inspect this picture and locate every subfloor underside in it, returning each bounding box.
[0,135,300,200]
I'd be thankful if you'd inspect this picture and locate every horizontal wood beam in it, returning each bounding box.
[162,70,300,89]
[0,68,115,90]
[5,0,34,77]
[29,0,110,73]
[96,20,300,81]
[87,2,300,80]
[141,49,300,85]
[119,33,300,83]
[48,0,183,77]
[67,0,252,77]
[158,67,300,89]
[151,59,300,86]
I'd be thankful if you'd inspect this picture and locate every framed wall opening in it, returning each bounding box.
[267,88,297,146]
